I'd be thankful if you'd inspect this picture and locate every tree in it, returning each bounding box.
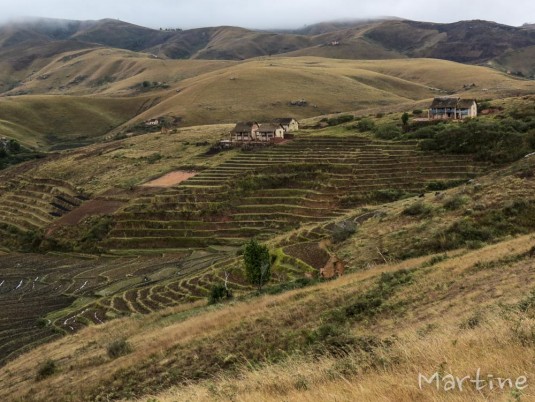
[7,139,20,153]
[401,112,410,126]
[243,239,271,290]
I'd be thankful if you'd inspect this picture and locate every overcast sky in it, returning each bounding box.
[0,0,533,29]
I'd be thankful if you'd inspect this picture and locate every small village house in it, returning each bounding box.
[145,118,161,126]
[231,121,259,141]
[429,97,477,120]
[273,118,299,133]
[256,123,285,142]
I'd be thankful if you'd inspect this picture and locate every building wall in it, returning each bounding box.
[287,120,299,132]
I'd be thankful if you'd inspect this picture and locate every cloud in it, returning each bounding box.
[0,0,532,29]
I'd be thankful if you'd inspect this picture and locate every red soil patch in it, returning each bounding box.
[283,242,330,270]
[141,171,197,188]
[46,199,125,236]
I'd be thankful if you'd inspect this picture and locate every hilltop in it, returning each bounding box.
[1,17,535,70]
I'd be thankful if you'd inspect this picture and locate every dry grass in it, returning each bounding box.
[3,51,534,148]
[1,234,535,401]
[27,123,236,194]
[153,316,535,402]
[0,95,145,149]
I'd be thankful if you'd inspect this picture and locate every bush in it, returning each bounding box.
[356,118,375,132]
[401,112,409,126]
[36,359,56,380]
[426,180,466,191]
[374,123,401,140]
[107,339,132,359]
[443,195,469,210]
[402,202,432,216]
[418,119,535,163]
[332,221,357,243]
[146,153,162,164]
[413,109,423,116]
[208,283,232,304]
[327,114,354,126]
[7,139,21,153]
[344,269,414,321]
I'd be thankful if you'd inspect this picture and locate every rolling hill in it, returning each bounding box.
[0,95,148,150]
[1,54,533,148]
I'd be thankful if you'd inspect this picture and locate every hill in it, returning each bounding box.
[0,95,147,150]
[1,54,532,152]
[2,109,535,400]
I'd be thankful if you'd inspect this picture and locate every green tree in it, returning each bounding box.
[401,112,410,126]
[7,139,20,153]
[243,239,271,290]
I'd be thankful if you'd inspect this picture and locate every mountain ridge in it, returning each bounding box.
[1,17,535,74]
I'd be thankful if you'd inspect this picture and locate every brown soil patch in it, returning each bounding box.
[46,199,125,236]
[284,242,330,270]
[141,171,197,188]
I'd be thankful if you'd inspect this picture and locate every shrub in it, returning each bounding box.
[107,338,132,359]
[356,118,375,132]
[426,180,466,191]
[402,202,432,216]
[413,109,423,116]
[418,119,534,163]
[344,269,414,321]
[208,283,232,304]
[332,221,357,243]
[146,153,162,164]
[401,112,409,126]
[374,123,401,140]
[443,195,469,210]
[36,359,56,380]
[306,323,357,355]
[327,114,354,126]
[7,139,21,153]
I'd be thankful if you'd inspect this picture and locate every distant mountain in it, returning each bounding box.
[1,17,535,76]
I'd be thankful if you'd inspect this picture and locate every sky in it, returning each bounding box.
[0,0,533,29]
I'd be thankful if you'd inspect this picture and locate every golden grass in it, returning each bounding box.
[128,57,535,128]
[0,95,145,149]
[4,50,534,147]
[152,316,535,402]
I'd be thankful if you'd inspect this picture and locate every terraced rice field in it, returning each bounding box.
[0,245,318,364]
[0,175,87,240]
[104,136,485,252]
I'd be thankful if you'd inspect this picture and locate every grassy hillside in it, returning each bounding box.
[494,45,535,78]
[2,172,535,400]
[0,96,147,150]
[3,54,531,152]
[1,97,535,400]
[5,48,235,96]
[114,57,535,129]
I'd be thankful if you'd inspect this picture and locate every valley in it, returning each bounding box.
[1,14,535,402]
